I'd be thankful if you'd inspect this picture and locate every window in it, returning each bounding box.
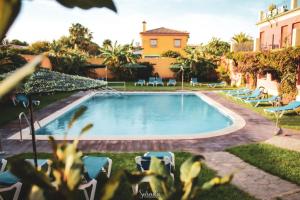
[281,25,289,48]
[260,31,265,49]
[174,39,181,48]
[150,39,157,48]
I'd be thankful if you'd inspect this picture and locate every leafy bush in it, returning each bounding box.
[230,48,300,100]
[0,68,105,93]
[161,50,182,58]
[9,39,28,46]
[29,41,51,54]
[48,49,88,76]
[0,48,27,73]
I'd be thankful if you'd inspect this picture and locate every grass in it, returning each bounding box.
[9,152,255,200]
[112,82,236,92]
[219,92,300,130]
[0,92,75,126]
[227,143,300,185]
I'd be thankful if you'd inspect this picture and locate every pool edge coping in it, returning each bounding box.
[8,91,246,141]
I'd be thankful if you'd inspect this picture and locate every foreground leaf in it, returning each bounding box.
[0,0,21,41]
[68,106,87,129]
[0,55,43,97]
[55,0,117,12]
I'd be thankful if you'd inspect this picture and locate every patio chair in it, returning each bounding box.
[190,78,198,86]
[12,94,40,108]
[80,156,112,200]
[155,78,164,86]
[208,81,227,88]
[132,152,175,195]
[134,79,146,86]
[244,95,280,107]
[264,101,300,118]
[0,171,22,200]
[235,87,264,101]
[147,77,156,86]
[167,79,177,86]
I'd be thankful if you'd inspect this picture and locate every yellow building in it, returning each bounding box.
[140,21,189,58]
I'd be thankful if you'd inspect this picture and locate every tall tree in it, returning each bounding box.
[68,23,93,50]
[232,32,252,44]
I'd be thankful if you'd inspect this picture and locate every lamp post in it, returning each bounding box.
[181,65,184,91]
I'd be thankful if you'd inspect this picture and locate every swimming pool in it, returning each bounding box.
[32,93,238,139]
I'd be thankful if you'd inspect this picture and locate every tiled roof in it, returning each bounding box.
[141,27,189,35]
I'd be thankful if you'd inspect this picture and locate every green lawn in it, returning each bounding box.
[115,82,236,92]
[228,143,300,185]
[0,92,75,126]
[219,92,300,130]
[10,152,255,200]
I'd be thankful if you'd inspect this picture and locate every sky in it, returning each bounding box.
[7,0,289,45]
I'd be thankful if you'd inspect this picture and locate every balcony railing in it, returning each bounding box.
[260,1,290,21]
[260,44,280,51]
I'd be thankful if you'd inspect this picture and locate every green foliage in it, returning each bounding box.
[10,39,28,46]
[68,23,93,51]
[48,48,88,75]
[102,39,112,48]
[203,37,230,58]
[0,47,27,73]
[216,65,231,84]
[0,68,105,94]
[230,48,299,100]
[232,32,252,44]
[161,50,182,58]
[29,41,51,54]
[55,0,117,11]
[100,41,141,80]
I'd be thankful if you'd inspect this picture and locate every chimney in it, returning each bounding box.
[142,21,147,32]
[291,0,298,9]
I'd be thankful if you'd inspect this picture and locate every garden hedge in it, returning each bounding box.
[230,47,300,101]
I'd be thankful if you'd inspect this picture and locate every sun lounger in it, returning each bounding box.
[167,79,176,86]
[80,156,112,200]
[235,87,263,100]
[134,79,146,86]
[147,77,156,86]
[264,101,300,118]
[190,78,198,86]
[132,152,175,195]
[155,78,164,86]
[244,95,280,107]
[208,81,227,88]
[12,94,40,108]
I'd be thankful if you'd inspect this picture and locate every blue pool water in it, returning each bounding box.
[36,93,233,137]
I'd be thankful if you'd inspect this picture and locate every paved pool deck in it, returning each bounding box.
[0,91,278,154]
[2,90,300,200]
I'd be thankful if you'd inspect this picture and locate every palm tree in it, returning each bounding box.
[232,32,252,44]
[100,41,140,80]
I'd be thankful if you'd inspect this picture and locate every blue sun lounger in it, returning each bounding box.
[12,94,40,108]
[167,79,177,86]
[80,156,112,200]
[0,158,50,200]
[147,77,156,86]
[132,152,175,194]
[190,78,198,86]
[235,88,263,100]
[134,79,146,86]
[264,101,300,118]
[155,78,164,86]
[244,95,280,107]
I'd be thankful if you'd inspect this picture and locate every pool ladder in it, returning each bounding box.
[95,86,122,97]
[18,112,41,141]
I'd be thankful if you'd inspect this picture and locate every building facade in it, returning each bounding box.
[256,0,300,50]
[140,21,189,58]
[253,0,300,100]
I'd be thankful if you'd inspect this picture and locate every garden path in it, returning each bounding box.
[204,151,300,200]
